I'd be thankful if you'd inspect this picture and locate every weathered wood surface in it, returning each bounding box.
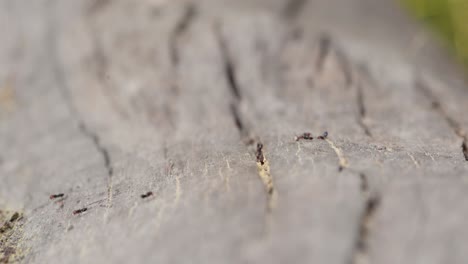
[1,0,468,263]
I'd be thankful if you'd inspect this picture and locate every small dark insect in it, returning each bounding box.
[73,208,88,215]
[50,193,65,200]
[295,132,313,141]
[140,192,153,199]
[256,143,265,165]
[338,165,344,172]
[318,131,328,140]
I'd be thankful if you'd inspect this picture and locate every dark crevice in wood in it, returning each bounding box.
[215,27,241,100]
[224,55,242,100]
[214,21,246,139]
[230,103,245,133]
[47,7,114,210]
[359,173,368,192]
[214,23,277,217]
[415,78,468,161]
[356,84,372,137]
[170,3,197,67]
[463,141,468,161]
[77,123,113,178]
[164,3,196,131]
[350,192,380,264]
[282,0,308,19]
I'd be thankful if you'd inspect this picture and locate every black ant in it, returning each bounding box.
[256,143,265,165]
[49,193,65,200]
[140,192,153,199]
[317,131,328,140]
[295,132,313,141]
[73,208,88,215]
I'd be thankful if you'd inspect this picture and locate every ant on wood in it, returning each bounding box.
[295,131,328,141]
[73,208,88,215]
[140,192,153,199]
[50,193,65,200]
[295,133,313,141]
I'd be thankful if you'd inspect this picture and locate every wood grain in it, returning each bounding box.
[1,0,468,263]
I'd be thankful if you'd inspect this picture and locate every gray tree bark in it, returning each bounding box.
[1,0,468,263]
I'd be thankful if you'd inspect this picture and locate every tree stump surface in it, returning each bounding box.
[1,0,468,263]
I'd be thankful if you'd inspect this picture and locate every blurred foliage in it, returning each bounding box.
[401,0,468,65]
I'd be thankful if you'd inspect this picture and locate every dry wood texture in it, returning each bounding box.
[1,0,468,263]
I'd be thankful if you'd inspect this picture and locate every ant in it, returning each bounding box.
[256,143,265,165]
[295,132,313,141]
[317,131,328,140]
[140,192,153,199]
[49,193,65,200]
[73,208,88,215]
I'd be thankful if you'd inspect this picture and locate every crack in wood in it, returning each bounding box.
[230,104,245,133]
[214,21,250,142]
[214,23,277,219]
[77,123,114,213]
[215,22,241,100]
[47,8,115,214]
[350,193,380,264]
[415,78,468,161]
[359,173,368,193]
[170,3,197,67]
[164,3,197,130]
[356,83,372,137]
[463,142,468,161]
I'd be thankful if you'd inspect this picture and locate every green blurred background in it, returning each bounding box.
[402,0,468,66]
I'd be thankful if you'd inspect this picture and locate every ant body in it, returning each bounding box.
[50,193,64,200]
[140,192,153,199]
[73,208,88,215]
[295,133,313,141]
